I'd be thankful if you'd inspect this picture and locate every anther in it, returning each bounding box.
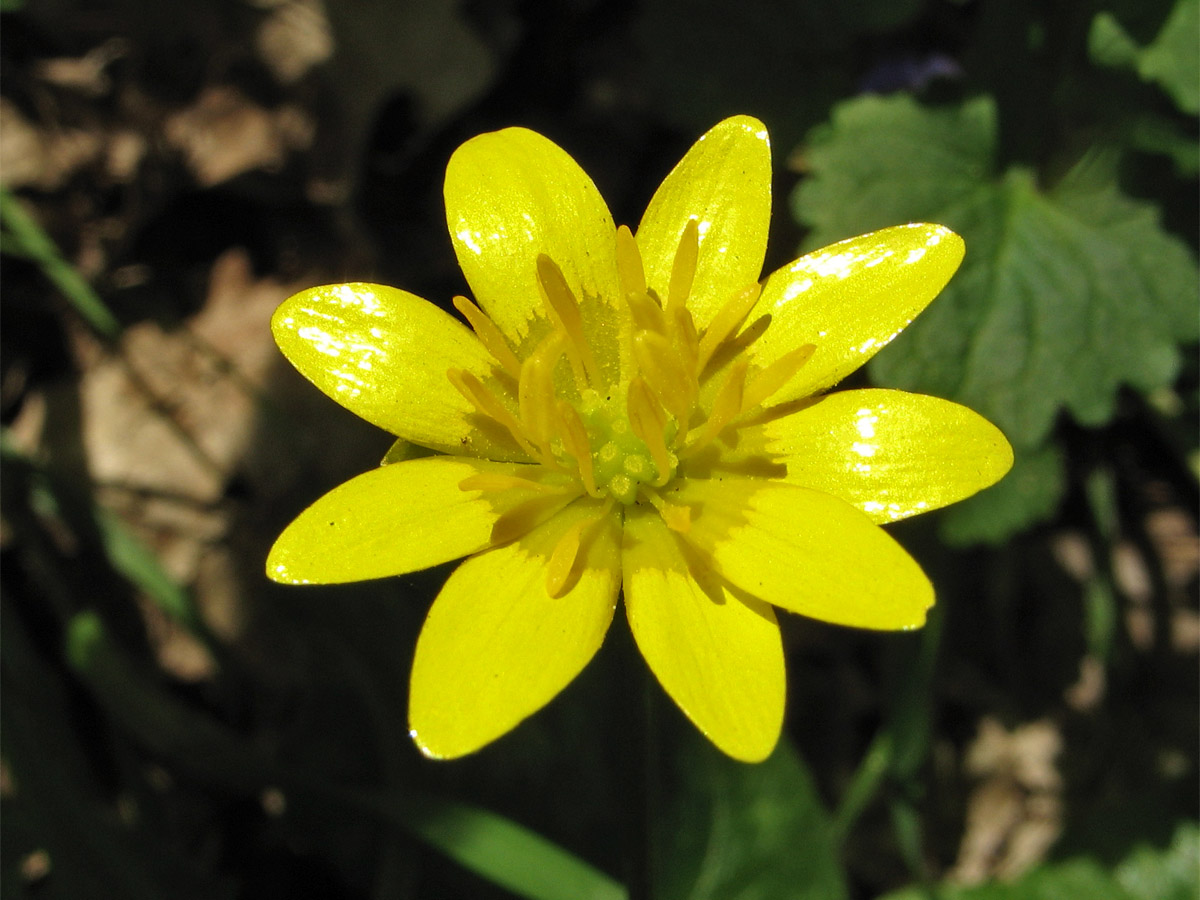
[544,499,614,597]
[458,473,569,495]
[681,358,748,457]
[448,368,539,459]
[453,295,522,379]
[696,282,761,374]
[615,225,647,297]
[640,486,691,533]
[627,376,673,486]
[666,218,700,312]
[536,254,600,387]
[556,401,600,497]
[741,343,817,411]
[633,331,691,424]
[518,333,565,452]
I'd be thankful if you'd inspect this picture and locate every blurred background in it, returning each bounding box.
[1,0,1196,898]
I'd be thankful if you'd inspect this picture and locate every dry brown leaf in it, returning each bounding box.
[950,717,1063,885]
[257,0,334,84]
[164,86,314,187]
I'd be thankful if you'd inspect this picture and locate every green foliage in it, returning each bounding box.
[879,821,1199,900]
[655,736,848,900]
[1090,0,1199,114]
[793,92,1198,541]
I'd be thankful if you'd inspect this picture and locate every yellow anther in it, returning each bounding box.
[491,491,581,546]
[557,401,600,497]
[627,376,673,486]
[741,343,817,411]
[626,289,667,335]
[666,218,700,312]
[518,333,564,451]
[458,473,568,495]
[640,486,691,533]
[668,305,700,397]
[696,282,761,374]
[448,368,538,459]
[536,254,600,388]
[681,358,748,458]
[633,331,691,423]
[615,225,647,297]
[452,295,522,379]
[544,499,614,597]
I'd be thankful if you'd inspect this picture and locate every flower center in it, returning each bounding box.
[448,219,815,527]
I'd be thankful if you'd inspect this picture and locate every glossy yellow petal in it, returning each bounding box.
[444,127,622,367]
[267,457,577,584]
[636,116,772,329]
[623,506,784,762]
[750,224,964,402]
[673,476,933,630]
[764,389,1014,523]
[409,499,621,758]
[273,283,525,459]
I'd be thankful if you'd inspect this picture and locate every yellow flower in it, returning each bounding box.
[267,116,1013,763]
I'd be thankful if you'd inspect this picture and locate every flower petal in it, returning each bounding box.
[267,457,577,584]
[764,389,1014,524]
[409,499,620,758]
[273,283,524,459]
[751,224,965,401]
[623,506,784,762]
[673,476,933,630]
[444,127,621,356]
[636,116,772,329]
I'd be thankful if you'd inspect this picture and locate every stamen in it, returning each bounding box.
[633,332,691,423]
[459,473,570,495]
[666,218,700,312]
[640,486,691,533]
[536,254,600,388]
[626,289,667,335]
[668,305,700,398]
[448,367,539,459]
[741,344,817,411]
[556,401,600,497]
[615,225,647,297]
[627,377,673,486]
[452,295,522,379]
[518,333,565,451]
[696,283,761,374]
[681,358,748,458]
[544,498,615,597]
[492,491,582,546]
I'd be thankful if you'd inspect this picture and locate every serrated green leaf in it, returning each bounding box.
[656,735,848,900]
[793,94,1199,452]
[1089,0,1200,114]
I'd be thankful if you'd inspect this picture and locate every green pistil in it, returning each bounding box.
[578,388,670,504]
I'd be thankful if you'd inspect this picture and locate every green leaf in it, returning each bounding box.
[1115,821,1200,900]
[938,442,1066,545]
[1089,1,1200,114]
[878,821,1199,900]
[0,187,120,338]
[793,95,1199,452]
[656,735,848,900]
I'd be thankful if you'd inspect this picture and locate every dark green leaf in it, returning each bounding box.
[1089,1,1200,114]
[656,736,848,900]
[793,95,1199,453]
